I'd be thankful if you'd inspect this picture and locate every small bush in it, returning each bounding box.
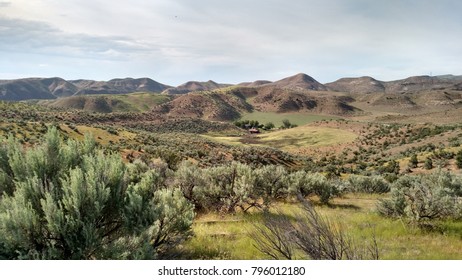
[347,175,390,194]
[289,172,339,204]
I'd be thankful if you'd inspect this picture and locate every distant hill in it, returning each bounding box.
[327,75,460,94]
[0,77,171,101]
[383,76,454,94]
[435,74,462,82]
[266,73,327,91]
[152,90,252,121]
[0,78,74,100]
[325,76,385,94]
[38,93,174,113]
[238,80,272,87]
[250,87,358,115]
[162,80,232,94]
[71,78,171,95]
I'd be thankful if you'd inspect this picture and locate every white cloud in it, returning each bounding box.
[0,0,461,83]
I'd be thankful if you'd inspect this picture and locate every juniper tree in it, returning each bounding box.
[424,157,433,170]
[409,154,418,169]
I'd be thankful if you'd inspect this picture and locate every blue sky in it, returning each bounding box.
[0,0,461,85]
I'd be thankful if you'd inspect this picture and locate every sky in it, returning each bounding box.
[0,0,461,86]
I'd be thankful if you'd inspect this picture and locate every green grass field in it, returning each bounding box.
[183,194,462,260]
[257,125,357,149]
[204,125,358,150]
[239,111,339,127]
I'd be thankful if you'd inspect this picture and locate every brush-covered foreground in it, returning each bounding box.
[0,99,462,260]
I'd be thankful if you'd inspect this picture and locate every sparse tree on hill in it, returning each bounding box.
[281,119,294,129]
[409,154,418,169]
[264,122,275,130]
[424,157,433,170]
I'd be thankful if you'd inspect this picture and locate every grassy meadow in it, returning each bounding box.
[204,124,358,150]
[110,92,173,112]
[239,111,339,127]
[183,194,462,260]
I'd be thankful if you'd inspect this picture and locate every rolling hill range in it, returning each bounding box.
[0,77,171,101]
[2,73,462,123]
[325,75,462,94]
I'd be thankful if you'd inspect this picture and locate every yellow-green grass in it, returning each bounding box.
[203,125,358,150]
[201,135,245,146]
[59,124,136,145]
[257,125,357,149]
[184,212,266,260]
[110,92,173,112]
[239,111,339,127]
[183,194,462,260]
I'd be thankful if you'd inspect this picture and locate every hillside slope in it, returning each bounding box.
[152,90,253,121]
[38,93,174,113]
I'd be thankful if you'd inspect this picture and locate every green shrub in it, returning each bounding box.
[204,162,257,213]
[254,165,289,206]
[377,171,462,223]
[289,172,339,204]
[424,157,433,170]
[0,127,194,259]
[408,154,418,168]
